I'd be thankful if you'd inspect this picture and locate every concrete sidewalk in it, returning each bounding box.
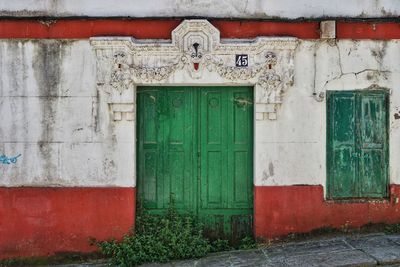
[54,233,400,267]
[142,233,400,267]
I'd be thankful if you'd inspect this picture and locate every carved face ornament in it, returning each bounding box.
[190,42,203,70]
[265,52,277,68]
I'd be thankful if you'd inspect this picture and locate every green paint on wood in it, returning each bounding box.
[327,90,389,199]
[137,86,253,240]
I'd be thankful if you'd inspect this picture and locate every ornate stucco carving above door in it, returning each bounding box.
[90,20,298,121]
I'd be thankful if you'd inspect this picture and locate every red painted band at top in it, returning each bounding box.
[336,21,400,39]
[0,19,398,40]
[0,19,321,39]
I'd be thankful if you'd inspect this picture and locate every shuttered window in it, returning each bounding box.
[327,90,389,199]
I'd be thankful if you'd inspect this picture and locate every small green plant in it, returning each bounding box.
[210,239,232,253]
[384,223,400,234]
[98,202,211,266]
[238,236,257,250]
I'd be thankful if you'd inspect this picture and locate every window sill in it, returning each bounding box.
[324,198,390,204]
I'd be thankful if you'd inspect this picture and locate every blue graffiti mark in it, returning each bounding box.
[0,154,22,164]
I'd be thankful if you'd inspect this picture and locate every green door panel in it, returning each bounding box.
[138,89,161,209]
[200,89,227,209]
[137,88,196,211]
[137,86,253,240]
[230,91,253,208]
[162,89,195,211]
[199,87,253,240]
[327,90,388,199]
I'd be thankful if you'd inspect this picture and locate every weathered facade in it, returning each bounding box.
[1,0,400,258]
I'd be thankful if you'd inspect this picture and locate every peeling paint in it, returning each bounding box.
[37,20,57,27]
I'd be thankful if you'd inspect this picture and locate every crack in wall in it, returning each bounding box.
[322,69,392,90]
[320,41,391,91]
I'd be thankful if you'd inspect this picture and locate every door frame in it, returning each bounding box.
[136,85,255,238]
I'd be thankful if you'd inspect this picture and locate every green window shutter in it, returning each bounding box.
[327,90,389,199]
[358,92,388,197]
[327,91,358,198]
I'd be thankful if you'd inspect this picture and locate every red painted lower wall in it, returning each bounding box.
[254,185,400,239]
[3,185,400,257]
[0,187,135,259]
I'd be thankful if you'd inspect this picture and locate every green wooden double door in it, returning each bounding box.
[137,86,254,240]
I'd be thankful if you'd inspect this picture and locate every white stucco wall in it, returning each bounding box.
[0,40,135,187]
[0,0,399,19]
[1,38,399,189]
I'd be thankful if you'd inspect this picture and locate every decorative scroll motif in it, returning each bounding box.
[205,55,263,80]
[91,20,297,120]
[111,53,188,90]
[110,51,131,92]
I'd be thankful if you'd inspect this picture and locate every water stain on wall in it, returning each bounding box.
[33,40,67,180]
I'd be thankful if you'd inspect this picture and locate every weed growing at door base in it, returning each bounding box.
[98,204,210,266]
[98,204,257,266]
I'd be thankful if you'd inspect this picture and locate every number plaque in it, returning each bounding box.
[235,54,249,67]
